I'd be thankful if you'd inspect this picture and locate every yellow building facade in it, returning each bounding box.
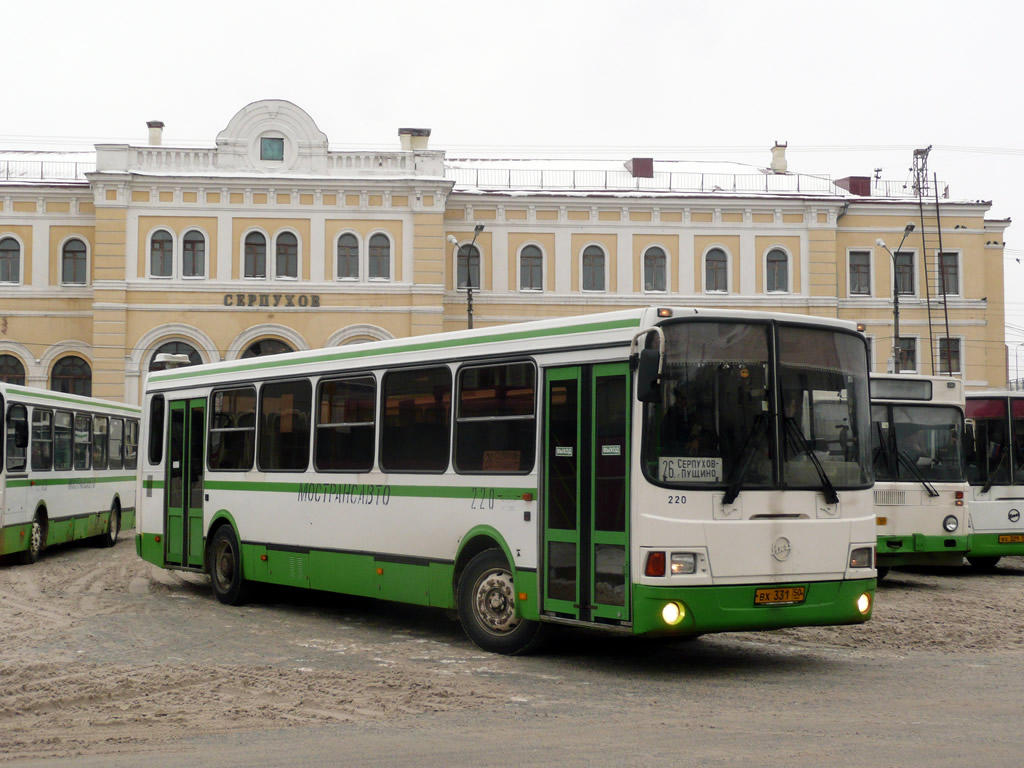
[0,100,1010,402]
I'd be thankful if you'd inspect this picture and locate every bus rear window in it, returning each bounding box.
[209,387,256,471]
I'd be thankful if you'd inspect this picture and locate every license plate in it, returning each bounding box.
[998,534,1024,544]
[754,586,806,605]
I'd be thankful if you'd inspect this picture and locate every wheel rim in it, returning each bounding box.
[213,538,237,591]
[28,519,42,556]
[109,510,119,543]
[473,567,520,636]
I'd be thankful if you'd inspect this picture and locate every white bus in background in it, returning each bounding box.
[137,307,876,654]
[1,384,140,564]
[869,374,968,576]
[964,391,1024,569]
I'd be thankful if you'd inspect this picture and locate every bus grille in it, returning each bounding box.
[874,490,907,506]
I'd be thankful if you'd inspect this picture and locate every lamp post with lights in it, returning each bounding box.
[449,224,484,329]
[876,223,916,372]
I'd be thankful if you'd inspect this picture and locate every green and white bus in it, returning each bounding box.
[1,383,140,564]
[869,374,968,576]
[963,391,1024,569]
[137,307,876,654]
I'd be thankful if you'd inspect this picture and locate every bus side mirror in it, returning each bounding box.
[635,349,661,403]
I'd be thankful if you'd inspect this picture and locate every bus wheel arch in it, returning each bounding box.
[456,546,544,655]
[22,505,48,565]
[206,520,249,606]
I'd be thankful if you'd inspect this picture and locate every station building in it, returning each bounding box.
[0,99,1010,403]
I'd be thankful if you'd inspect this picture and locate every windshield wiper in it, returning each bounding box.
[783,417,840,505]
[982,448,1009,494]
[722,415,768,505]
[896,451,940,497]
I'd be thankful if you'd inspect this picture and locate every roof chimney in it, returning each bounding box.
[770,141,788,174]
[147,120,164,146]
[398,128,431,151]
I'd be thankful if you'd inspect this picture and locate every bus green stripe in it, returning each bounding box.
[5,385,140,414]
[204,479,533,500]
[8,474,135,488]
[149,316,641,383]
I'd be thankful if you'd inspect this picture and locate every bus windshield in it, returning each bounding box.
[965,397,1018,487]
[642,321,870,492]
[871,404,966,484]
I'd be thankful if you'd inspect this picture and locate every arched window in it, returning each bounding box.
[241,339,294,358]
[0,354,25,384]
[244,232,267,278]
[766,248,788,293]
[183,231,206,278]
[150,230,173,277]
[51,355,91,396]
[644,246,667,292]
[705,248,728,293]
[337,233,359,280]
[276,232,298,279]
[368,234,390,280]
[520,245,543,291]
[457,243,480,290]
[0,237,20,284]
[62,239,88,285]
[148,341,202,371]
[582,245,605,292]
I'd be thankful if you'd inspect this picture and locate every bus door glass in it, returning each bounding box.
[542,363,631,622]
[165,398,206,568]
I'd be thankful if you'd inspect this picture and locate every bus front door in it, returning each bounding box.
[542,363,631,624]
[165,399,206,569]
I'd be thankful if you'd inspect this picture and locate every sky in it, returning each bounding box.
[4,0,1024,370]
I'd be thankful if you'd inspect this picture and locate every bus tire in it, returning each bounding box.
[98,502,120,548]
[457,549,544,655]
[21,513,45,565]
[967,556,1001,572]
[208,525,249,606]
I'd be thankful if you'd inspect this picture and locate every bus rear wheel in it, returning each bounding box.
[98,503,120,548]
[967,556,1001,572]
[208,525,249,605]
[457,549,544,655]
[21,514,44,565]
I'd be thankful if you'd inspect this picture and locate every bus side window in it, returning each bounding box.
[124,419,139,470]
[315,376,376,472]
[454,361,536,474]
[6,403,28,472]
[92,416,109,471]
[54,411,73,470]
[209,388,256,471]
[381,366,452,473]
[108,418,124,470]
[31,409,54,471]
[258,379,312,472]
[148,396,165,466]
[74,414,92,470]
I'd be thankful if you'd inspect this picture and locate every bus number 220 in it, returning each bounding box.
[471,487,496,510]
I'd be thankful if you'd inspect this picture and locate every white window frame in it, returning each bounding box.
[763,246,791,294]
[366,230,394,282]
[453,238,483,292]
[580,243,608,293]
[180,228,209,280]
[642,244,668,294]
[894,248,918,298]
[846,248,874,298]
[59,235,91,287]
[517,242,545,293]
[334,230,362,282]
[897,334,920,373]
[702,245,731,294]
[936,249,962,297]
[0,233,25,286]
[272,229,302,281]
[241,228,270,281]
[938,335,963,375]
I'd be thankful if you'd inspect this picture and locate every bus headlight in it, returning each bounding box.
[670,552,697,575]
[662,601,686,626]
[943,515,959,533]
[856,593,871,615]
[849,547,873,569]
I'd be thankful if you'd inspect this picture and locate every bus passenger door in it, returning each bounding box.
[165,398,206,569]
[542,364,631,624]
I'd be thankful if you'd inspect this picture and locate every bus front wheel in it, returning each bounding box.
[457,549,544,655]
[967,556,1001,572]
[21,514,44,565]
[208,525,249,605]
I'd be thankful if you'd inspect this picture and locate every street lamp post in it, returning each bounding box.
[876,223,916,372]
[449,224,484,329]
[1015,342,1024,389]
